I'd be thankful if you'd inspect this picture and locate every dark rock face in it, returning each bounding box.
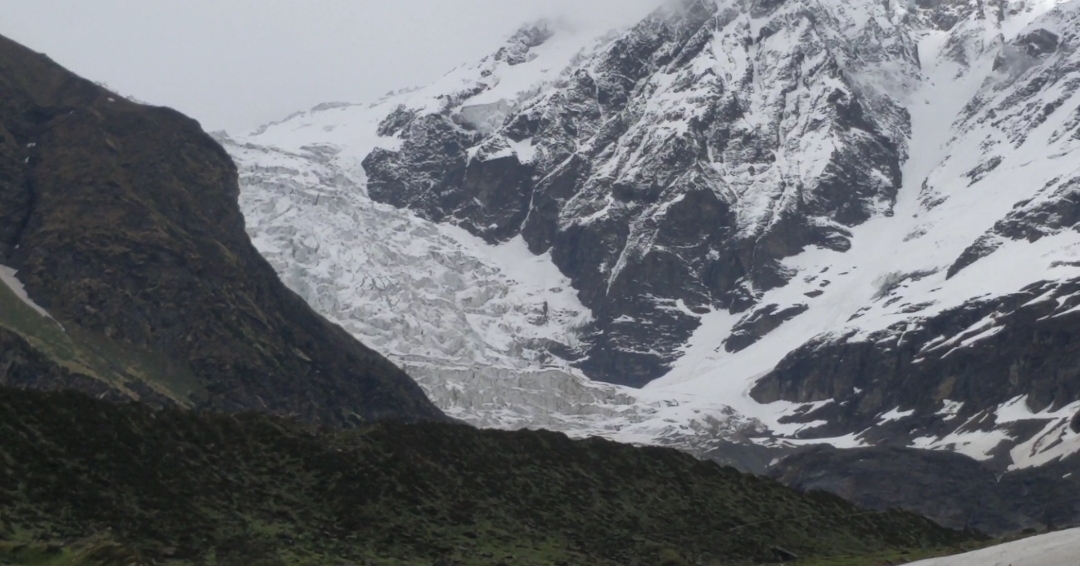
[1018,29,1060,59]
[910,0,977,31]
[495,23,556,66]
[769,446,1080,535]
[365,128,535,242]
[950,175,1080,278]
[0,34,445,424]
[752,280,1080,451]
[726,303,809,353]
[362,0,912,386]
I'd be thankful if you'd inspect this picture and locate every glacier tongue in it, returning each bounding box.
[230,140,590,371]
[228,0,1080,468]
[225,132,763,452]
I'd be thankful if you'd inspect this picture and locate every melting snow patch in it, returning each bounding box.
[770,430,870,450]
[996,396,1080,469]
[505,137,538,163]
[935,399,965,421]
[910,427,1013,462]
[0,265,53,319]
[878,407,916,424]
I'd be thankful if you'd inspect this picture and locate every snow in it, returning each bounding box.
[995,395,1080,469]
[230,0,1080,463]
[902,528,1080,566]
[464,24,604,108]
[0,264,52,319]
[909,396,1080,466]
[646,0,1080,461]
[911,426,1012,462]
[505,137,538,163]
[936,400,965,421]
[774,430,872,450]
[879,407,916,424]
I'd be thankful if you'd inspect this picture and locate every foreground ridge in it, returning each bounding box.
[0,387,977,566]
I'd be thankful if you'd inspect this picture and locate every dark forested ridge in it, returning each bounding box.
[0,387,980,566]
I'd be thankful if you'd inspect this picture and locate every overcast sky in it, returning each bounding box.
[0,0,664,133]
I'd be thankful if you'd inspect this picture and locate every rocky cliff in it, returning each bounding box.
[362,0,916,386]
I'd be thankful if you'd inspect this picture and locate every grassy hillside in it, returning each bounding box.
[0,275,196,406]
[0,388,981,566]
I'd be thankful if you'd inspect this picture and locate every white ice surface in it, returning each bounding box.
[902,528,1080,566]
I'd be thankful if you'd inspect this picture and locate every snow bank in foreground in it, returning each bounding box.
[904,528,1080,566]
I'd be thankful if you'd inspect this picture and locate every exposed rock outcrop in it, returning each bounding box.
[362,0,914,385]
[770,446,1080,535]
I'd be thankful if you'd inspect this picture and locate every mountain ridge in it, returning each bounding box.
[234,0,1080,468]
[0,385,979,566]
[0,32,446,424]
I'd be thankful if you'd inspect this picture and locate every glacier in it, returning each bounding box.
[226,0,1080,470]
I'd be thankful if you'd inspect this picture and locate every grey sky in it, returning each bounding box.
[0,0,664,133]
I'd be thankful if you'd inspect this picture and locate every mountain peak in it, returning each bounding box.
[495,21,558,66]
[233,0,1080,483]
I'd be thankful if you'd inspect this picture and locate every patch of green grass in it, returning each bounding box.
[0,278,198,404]
[0,538,155,566]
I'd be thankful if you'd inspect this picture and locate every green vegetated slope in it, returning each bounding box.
[0,388,980,566]
[0,275,195,406]
[0,32,444,424]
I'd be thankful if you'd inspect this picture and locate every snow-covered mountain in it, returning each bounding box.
[225,0,1080,475]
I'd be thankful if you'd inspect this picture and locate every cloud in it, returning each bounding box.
[0,0,665,132]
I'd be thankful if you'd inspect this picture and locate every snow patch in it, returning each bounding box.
[878,407,916,424]
[904,528,1080,566]
[0,265,53,319]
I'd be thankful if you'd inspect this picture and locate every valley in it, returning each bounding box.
[2,0,1080,563]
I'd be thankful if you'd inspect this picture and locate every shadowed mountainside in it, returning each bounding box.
[768,445,1080,536]
[0,33,444,424]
